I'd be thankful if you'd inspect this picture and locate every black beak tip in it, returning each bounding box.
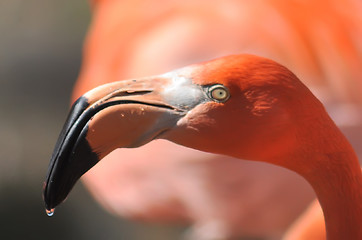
[42,123,100,212]
[42,95,103,212]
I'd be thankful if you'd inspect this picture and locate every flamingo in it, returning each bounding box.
[43,54,362,240]
[45,0,362,239]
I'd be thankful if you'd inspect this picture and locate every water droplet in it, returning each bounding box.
[46,208,55,217]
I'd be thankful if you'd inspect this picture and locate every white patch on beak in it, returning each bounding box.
[160,71,208,110]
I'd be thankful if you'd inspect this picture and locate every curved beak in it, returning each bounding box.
[43,74,208,211]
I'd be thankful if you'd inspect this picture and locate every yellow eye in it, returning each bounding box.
[209,85,230,102]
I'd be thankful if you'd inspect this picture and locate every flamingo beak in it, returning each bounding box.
[43,75,208,212]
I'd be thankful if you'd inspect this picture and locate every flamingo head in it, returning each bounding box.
[43,54,324,211]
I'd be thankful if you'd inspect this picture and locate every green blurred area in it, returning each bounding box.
[0,1,184,239]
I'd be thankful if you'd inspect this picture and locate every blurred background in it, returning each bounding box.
[0,0,184,239]
[0,0,361,240]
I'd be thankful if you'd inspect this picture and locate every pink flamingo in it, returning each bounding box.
[45,0,362,239]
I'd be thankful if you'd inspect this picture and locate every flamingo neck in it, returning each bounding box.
[307,153,361,240]
[287,118,362,240]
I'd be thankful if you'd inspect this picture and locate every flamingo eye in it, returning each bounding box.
[208,85,230,102]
